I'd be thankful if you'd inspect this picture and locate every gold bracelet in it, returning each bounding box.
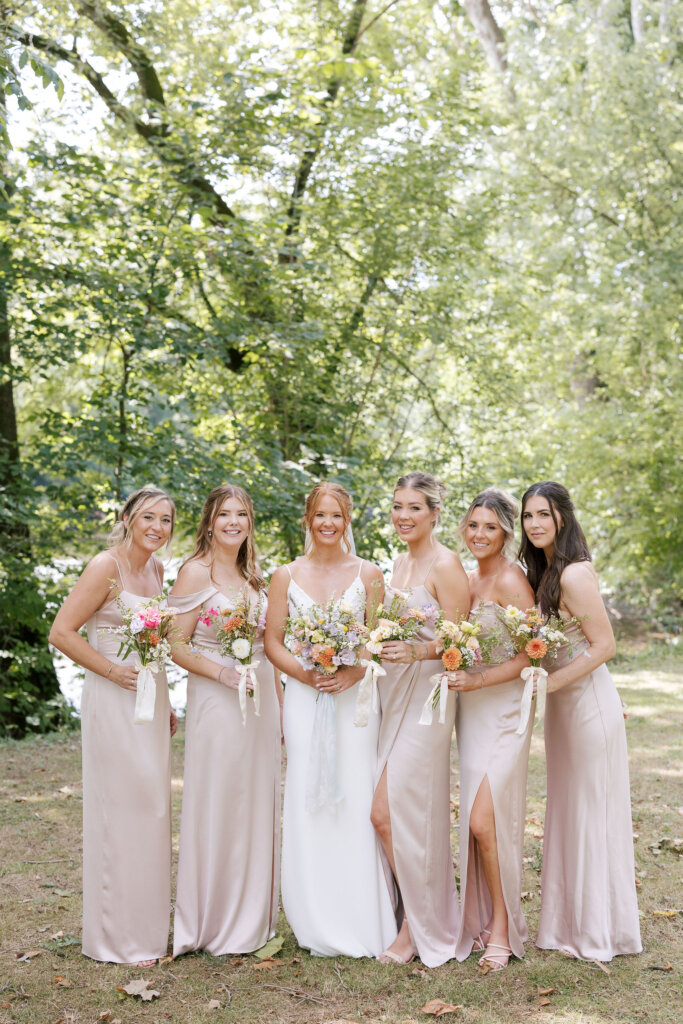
[479,671,486,689]
[422,642,429,661]
[105,663,114,679]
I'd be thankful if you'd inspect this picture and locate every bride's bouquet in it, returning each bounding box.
[500,605,575,734]
[356,595,436,727]
[201,590,267,724]
[100,591,180,724]
[286,598,368,677]
[286,599,368,813]
[419,614,484,726]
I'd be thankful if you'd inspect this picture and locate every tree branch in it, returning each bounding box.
[76,1,166,107]
[463,0,508,75]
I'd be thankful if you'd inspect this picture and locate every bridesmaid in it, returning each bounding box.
[170,484,281,957]
[370,472,469,967]
[265,481,396,958]
[49,486,177,965]
[449,489,535,971]
[520,481,642,961]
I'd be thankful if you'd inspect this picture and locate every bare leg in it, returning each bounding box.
[469,777,510,969]
[371,767,415,962]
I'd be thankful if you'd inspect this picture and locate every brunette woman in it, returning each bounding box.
[170,484,281,956]
[520,481,641,961]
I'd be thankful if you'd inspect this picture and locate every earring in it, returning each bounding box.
[208,530,213,538]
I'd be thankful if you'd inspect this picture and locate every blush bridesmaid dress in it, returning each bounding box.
[537,621,642,960]
[81,560,171,963]
[170,581,281,956]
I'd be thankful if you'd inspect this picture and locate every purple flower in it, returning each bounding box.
[340,648,357,666]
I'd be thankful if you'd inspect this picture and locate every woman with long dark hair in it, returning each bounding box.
[170,484,281,956]
[520,481,641,961]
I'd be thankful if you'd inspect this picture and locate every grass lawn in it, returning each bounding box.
[1,644,681,1024]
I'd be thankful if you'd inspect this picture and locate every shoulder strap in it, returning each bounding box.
[285,564,293,578]
[110,554,126,591]
[153,558,164,592]
[355,559,364,579]
[423,551,439,586]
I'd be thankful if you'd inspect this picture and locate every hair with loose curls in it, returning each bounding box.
[302,482,353,554]
[394,471,446,526]
[108,485,176,549]
[187,483,265,591]
[458,488,519,559]
[518,481,591,616]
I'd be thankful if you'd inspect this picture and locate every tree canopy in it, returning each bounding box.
[1,0,681,731]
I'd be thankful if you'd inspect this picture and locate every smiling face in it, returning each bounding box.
[307,493,348,550]
[464,505,506,562]
[522,494,561,554]
[211,496,251,553]
[392,487,437,544]
[125,498,174,553]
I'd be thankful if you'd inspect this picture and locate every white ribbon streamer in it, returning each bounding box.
[306,691,342,813]
[516,665,548,736]
[237,660,261,726]
[419,671,449,726]
[134,660,160,724]
[354,659,385,727]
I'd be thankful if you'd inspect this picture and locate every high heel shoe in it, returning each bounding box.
[478,942,512,973]
[471,928,491,954]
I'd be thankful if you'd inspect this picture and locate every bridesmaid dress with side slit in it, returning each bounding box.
[537,621,642,961]
[170,580,280,956]
[454,602,533,961]
[375,561,460,968]
[81,558,171,963]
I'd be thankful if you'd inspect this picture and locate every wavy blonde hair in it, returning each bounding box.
[109,486,176,549]
[394,471,446,527]
[302,482,354,555]
[186,483,264,591]
[457,488,519,559]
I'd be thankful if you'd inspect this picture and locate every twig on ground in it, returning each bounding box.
[261,983,329,1005]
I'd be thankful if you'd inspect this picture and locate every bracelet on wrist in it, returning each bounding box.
[105,662,114,679]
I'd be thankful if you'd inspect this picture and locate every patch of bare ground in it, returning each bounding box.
[1,646,681,1023]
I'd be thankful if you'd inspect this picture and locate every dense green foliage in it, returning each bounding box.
[1,1,681,730]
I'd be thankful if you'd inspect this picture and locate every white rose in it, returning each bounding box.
[130,616,145,635]
[232,638,251,660]
[366,640,383,655]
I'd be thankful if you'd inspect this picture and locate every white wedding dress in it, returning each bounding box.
[281,567,397,957]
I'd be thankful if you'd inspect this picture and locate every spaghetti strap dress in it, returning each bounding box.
[375,561,460,967]
[170,582,280,956]
[454,602,533,961]
[281,565,396,958]
[81,559,171,963]
[537,621,642,960]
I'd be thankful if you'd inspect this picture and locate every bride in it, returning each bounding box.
[265,482,397,957]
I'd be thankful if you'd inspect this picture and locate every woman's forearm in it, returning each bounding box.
[547,639,615,693]
[49,624,116,679]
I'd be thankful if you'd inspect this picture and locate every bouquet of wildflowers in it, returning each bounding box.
[500,605,575,734]
[419,614,484,725]
[100,590,180,723]
[201,590,267,723]
[356,596,437,727]
[286,598,368,677]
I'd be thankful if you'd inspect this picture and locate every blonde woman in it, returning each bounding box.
[265,482,396,958]
[170,484,281,956]
[49,486,176,965]
[370,472,469,966]
[450,489,535,971]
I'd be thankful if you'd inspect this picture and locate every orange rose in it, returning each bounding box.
[525,638,548,660]
[147,632,160,646]
[442,646,462,671]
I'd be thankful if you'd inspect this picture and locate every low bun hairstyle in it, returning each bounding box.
[394,471,446,527]
[519,481,591,616]
[109,486,176,549]
[458,488,519,558]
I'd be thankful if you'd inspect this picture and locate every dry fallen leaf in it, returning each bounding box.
[538,987,555,996]
[53,976,73,988]
[252,957,279,970]
[117,979,160,1001]
[411,966,428,977]
[16,950,43,961]
[420,999,463,1017]
[158,955,174,965]
[653,909,680,917]
[646,963,673,972]
[521,891,533,901]
[51,931,65,940]
[538,997,552,1007]
[207,999,222,1010]
[593,960,611,975]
